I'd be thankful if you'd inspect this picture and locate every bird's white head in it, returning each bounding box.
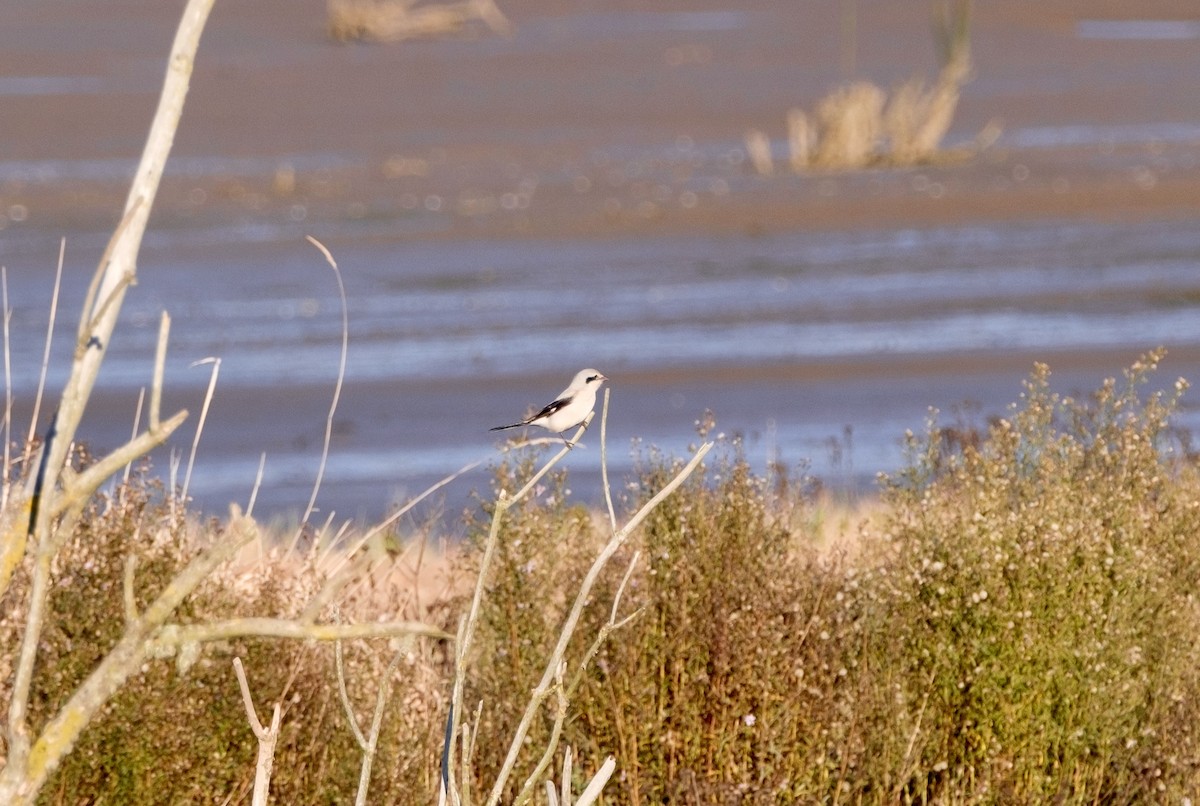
[572,368,607,392]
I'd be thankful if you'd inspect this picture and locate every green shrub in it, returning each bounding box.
[858,352,1200,801]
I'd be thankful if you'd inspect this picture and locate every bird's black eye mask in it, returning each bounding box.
[587,375,601,383]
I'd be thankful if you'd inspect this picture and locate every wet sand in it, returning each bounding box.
[3,0,1200,520]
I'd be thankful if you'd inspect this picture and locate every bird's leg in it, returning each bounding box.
[563,416,591,449]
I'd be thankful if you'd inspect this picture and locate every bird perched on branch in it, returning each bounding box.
[490,368,607,444]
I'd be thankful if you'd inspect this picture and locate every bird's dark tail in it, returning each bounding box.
[489,422,525,432]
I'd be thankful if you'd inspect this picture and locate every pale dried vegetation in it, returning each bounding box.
[327,0,512,44]
[749,0,999,174]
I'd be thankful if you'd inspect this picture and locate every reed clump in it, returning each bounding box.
[327,0,511,44]
[751,0,988,175]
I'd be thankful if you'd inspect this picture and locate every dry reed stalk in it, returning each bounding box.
[2,267,12,512]
[246,451,267,518]
[599,389,616,532]
[26,240,64,450]
[151,312,169,431]
[181,356,221,504]
[743,129,774,176]
[122,388,146,487]
[882,0,971,165]
[787,108,811,172]
[300,236,348,529]
[883,54,969,165]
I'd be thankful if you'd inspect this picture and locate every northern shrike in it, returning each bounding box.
[490,368,608,443]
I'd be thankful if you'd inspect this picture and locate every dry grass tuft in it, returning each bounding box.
[327,0,511,44]
[0,457,458,802]
[777,0,983,173]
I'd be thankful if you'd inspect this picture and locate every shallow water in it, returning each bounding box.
[15,218,1199,389]
[5,214,1199,521]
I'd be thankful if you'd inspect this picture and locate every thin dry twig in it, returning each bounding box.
[122,388,146,486]
[300,235,349,528]
[148,616,451,652]
[513,662,570,805]
[181,356,220,505]
[447,415,596,765]
[334,636,406,806]
[514,550,642,805]
[560,746,572,806]
[324,429,574,582]
[574,758,617,806]
[27,239,64,448]
[246,451,268,519]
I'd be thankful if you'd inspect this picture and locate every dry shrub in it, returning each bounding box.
[0,463,455,804]
[792,67,972,172]
[459,432,847,803]
[327,0,511,44]
[882,0,975,165]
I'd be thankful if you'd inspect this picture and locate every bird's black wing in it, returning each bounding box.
[529,395,571,421]
[489,395,572,431]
